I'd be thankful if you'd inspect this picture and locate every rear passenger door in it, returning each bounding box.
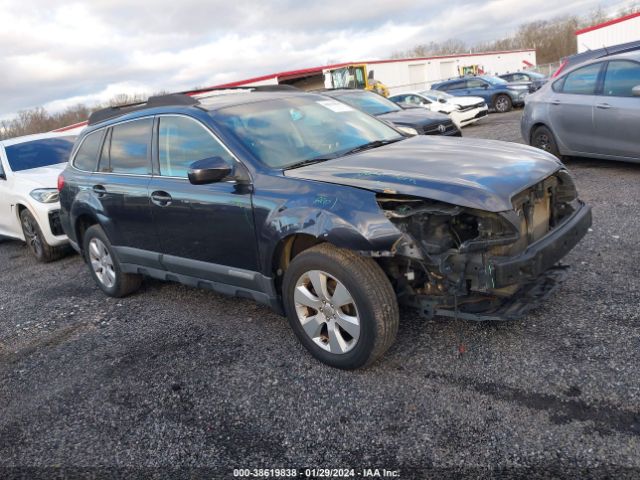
[548,62,603,154]
[148,114,260,283]
[592,60,640,160]
[93,117,161,259]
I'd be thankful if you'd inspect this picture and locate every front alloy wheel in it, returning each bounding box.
[21,213,43,258]
[294,270,360,354]
[283,244,399,369]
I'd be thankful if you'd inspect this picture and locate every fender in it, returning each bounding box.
[252,175,405,275]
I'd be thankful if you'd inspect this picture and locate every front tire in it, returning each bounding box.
[531,125,561,158]
[283,244,399,369]
[493,94,512,113]
[20,209,66,262]
[83,225,142,297]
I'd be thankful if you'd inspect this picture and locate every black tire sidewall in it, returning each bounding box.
[283,250,380,369]
[82,225,125,297]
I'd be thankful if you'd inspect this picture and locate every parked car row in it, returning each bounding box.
[2,75,595,369]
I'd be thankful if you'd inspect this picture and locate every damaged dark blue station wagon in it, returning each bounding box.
[59,90,592,369]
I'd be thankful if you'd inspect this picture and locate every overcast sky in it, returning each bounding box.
[0,0,631,118]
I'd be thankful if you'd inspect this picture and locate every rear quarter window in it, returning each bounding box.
[73,130,104,172]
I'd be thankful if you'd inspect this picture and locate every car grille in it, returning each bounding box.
[48,210,64,236]
[423,122,458,136]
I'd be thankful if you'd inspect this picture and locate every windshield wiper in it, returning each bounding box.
[283,156,336,170]
[341,137,404,156]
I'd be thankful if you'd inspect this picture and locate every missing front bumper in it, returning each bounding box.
[406,265,570,321]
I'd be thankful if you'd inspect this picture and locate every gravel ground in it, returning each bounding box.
[1,111,639,479]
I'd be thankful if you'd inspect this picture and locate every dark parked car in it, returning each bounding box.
[499,71,547,92]
[59,90,591,369]
[319,89,461,136]
[431,75,529,113]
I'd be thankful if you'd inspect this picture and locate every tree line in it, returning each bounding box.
[391,3,640,64]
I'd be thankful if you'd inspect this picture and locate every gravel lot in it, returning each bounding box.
[1,111,639,479]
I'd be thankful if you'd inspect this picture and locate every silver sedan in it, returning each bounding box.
[521,50,640,162]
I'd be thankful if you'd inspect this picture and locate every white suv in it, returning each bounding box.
[0,128,83,261]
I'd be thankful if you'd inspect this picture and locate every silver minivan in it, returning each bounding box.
[521,51,640,162]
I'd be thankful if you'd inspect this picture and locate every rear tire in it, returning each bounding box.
[83,224,142,297]
[20,209,67,262]
[531,125,561,158]
[493,94,512,113]
[283,244,399,369]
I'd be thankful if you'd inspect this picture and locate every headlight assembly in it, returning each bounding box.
[30,188,59,203]
[397,126,418,136]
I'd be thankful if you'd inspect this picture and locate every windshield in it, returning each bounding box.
[330,91,401,116]
[421,90,452,101]
[484,76,508,85]
[5,136,76,172]
[214,95,403,169]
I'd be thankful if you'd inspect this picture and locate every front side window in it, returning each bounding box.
[5,136,76,172]
[212,95,403,169]
[158,116,235,177]
[603,60,640,97]
[74,130,104,172]
[105,118,153,174]
[561,63,603,95]
[466,78,487,89]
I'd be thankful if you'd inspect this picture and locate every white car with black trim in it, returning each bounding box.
[0,129,83,261]
[389,90,488,128]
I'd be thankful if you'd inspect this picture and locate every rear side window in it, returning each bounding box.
[444,81,465,91]
[5,137,76,172]
[560,63,603,95]
[103,118,153,174]
[158,116,234,177]
[603,60,640,97]
[73,130,104,172]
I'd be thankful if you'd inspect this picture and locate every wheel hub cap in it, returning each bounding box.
[294,270,360,355]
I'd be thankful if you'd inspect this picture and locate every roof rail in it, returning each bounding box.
[87,93,200,126]
[187,84,300,96]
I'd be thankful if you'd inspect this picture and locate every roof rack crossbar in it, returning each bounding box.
[87,93,200,126]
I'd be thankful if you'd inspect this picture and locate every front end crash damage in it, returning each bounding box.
[374,170,592,320]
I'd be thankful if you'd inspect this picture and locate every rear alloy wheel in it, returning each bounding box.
[283,244,399,369]
[493,94,512,113]
[532,125,561,158]
[83,224,142,297]
[19,209,66,262]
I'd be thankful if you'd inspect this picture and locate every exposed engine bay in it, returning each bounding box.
[374,170,590,320]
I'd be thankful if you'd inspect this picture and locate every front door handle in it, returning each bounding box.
[596,103,612,109]
[151,191,172,207]
[551,99,561,105]
[92,185,107,197]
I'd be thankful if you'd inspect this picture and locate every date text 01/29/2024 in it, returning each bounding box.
[232,468,401,477]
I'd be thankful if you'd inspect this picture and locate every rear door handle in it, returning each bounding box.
[551,100,561,105]
[151,191,172,207]
[596,103,612,109]
[92,185,107,197]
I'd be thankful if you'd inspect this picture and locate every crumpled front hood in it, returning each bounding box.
[11,163,65,189]
[285,136,563,212]
[377,108,450,127]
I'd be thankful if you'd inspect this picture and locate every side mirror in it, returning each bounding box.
[482,84,489,89]
[439,98,447,103]
[188,156,232,185]
[0,172,5,180]
[632,85,640,97]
